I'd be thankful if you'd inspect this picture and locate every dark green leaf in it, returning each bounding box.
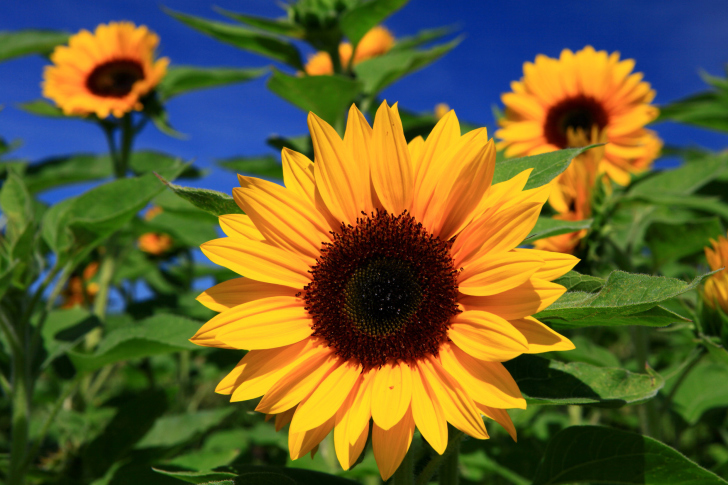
[340,0,408,46]
[532,426,728,484]
[552,271,605,293]
[658,90,728,134]
[39,308,101,370]
[23,154,111,193]
[646,217,724,266]
[0,30,68,62]
[267,69,362,128]
[216,155,283,180]
[165,8,303,69]
[215,8,305,38]
[536,270,710,328]
[146,211,218,247]
[628,194,728,220]
[67,314,201,372]
[390,26,455,51]
[143,92,187,139]
[629,153,728,198]
[0,169,33,241]
[526,217,593,243]
[135,408,234,448]
[155,466,358,485]
[156,174,243,217]
[158,66,267,100]
[267,134,313,159]
[672,358,728,425]
[354,38,460,95]
[493,145,598,190]
[504,355,664,407]
[18,99,66,118]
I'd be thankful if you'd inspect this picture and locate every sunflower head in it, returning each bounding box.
[194,102,576,480]
[304,26,394,75]
[704,233,728,314]
[496,46,662,185]
[43,22,169,119]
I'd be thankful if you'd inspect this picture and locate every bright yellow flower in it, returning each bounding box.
[704,233,728,313]
[435,103,450,120]
[304,26,395,75]
[194,102,576,480]
[43,22,169,118]
[496,46,662,186]
[138,233,173,255]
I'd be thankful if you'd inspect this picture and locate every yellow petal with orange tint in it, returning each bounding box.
[281,148,316,203]
[371,101,413,215]
[371,361,412,430]
[372,406,415,481]
[197,278,297,313]
[411,364,447,454]
[512,248,580,281]
[510,316,575,353]
[476,403,517,441]
[289,416,335,460]
[448,311,528,361]
[218,214,263,240]
[459,278,566,320]
[343,104,374,212]
[459,251,544,296]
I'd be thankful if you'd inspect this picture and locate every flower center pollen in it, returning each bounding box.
[86,60,145,98]
[544,95,608,148]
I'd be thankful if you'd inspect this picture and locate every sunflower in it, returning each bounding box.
[60,262,99,309]
[138,233,173,255]
[43,22,169,119]
[496,46,662,186]
[304,26,395,75]
[194,102,576,480]
[704,233,728,314]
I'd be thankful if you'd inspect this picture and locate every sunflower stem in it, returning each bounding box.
[415,430,465,485]
[392,442,415,485]
[438,434,460,485]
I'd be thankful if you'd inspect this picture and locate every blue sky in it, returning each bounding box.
[2,0,728,200]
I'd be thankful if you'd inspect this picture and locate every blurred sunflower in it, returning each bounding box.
[304,26,394,75]
[43,22,169,118]
[194,102,576,480]
[60,262,99,309]
[704,233,728,313]
[496,46,662,186]
[138,233,173,256]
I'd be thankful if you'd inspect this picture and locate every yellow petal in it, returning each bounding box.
[371,101,413,215]
[471,168,532,220]
[197,278,296,313]
[274,406,297,431]
[459,251,544,296]
[215,356,246,395]
[346,368,375,445]
[234,176,329,261]
[334,378,371,470]
[289,416,335,460]
[459,278,566,320]
[408,135,425,172]
[218,214,264,240]
[371,361,412,430]
[440,342,526,409]
[343,104,375,212]
[308,112,364,226]
[512,248,580,281]
[411,363,448,454]
[282,148,316,203]
[476,403,517,441]
[510,316,575,353]
[372,406,415,481]
[414,110,461,194]
[290,359,361,433]
[201,237,311,288]
[448,310,529,361]
[256,348,338,414]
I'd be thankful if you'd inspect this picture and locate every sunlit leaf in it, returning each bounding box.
[494,145,599,190]
[156,174,243,217]
[0,29,68,62]
[340,0,409,46]
[526,217,593,243]
[136,408,235,448]
[157,66,267,100]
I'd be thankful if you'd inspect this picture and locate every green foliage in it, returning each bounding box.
[216,155,284,180]
[157,66,268,100]
[156,174,244,216]
[155,466,360,485]
[339,0,408,46]
[527,217,593,243]
[0,29,68,62]
[658,73,728,134]
[493,145,599,189]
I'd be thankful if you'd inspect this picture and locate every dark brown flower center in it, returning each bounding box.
[303,210,460,369]
[86,59,145,98]
[544,95,608,148]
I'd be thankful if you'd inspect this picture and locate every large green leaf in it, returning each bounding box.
[135,408,234,449]
[628,154,728,198]
[672,358,728,425]
[504,355,664,407]
[18,99,66,118]
[0,30,68,62]
[658,89,728,134]
[215,8,305,38]
[493,145,597,190]
[154,466,359,485]
[156,174,243,217]
[354,38,460,95]
[532,426,728,484]
[390,26,454,51]
[157,66,267,100]
[67,314,201,372]
[646,217,724,266]
[525,217,593,243]
[267,69,362,128]
[339,0,408,46]
[552,271,605,293]
[0,169,33,241]
[165,9,303,69]
[39,308,101,370]
[216,155,283,180]
[536,270,709,328]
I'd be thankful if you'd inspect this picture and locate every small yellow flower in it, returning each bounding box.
[138,233,173,255]
[496,46,662,186]
[304,26,395,75]
[704,233,728,313]
[60,262,100,309]
[435,103,450,120]
[43,22,169,118]
[193,102,576,480]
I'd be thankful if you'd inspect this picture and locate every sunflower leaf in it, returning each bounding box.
[504,355,664,407]
[658,89,728,134]
[340,0,409,47]
[670,357,728,425]
[154,466,359,484]
[627,152,728,198]
[0,29,68,62]
[493,144,600,189]
[552,271,605,293]
[157,66,268,100]
[156,174,244,217]
[18,99,67,118]
[215,7,305,38]
[165,8,304,69]
[536,270,712,328]
[645,217,725,267]
[532,426,728,485]
[216,155,283,180]
[525,217,593,243]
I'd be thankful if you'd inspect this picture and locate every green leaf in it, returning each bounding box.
[23,154,111,193]
[646,217,724,266]
[0,169,33,241]
[157,66,267,100]
[339,0,408,46]
[216,155,283,180]
[165,8,303,69]
[658,89,728,134]
[672,358,728,425]
[532,426,728,484]
[504,355,664,407]
[215,8,305,38]
[156,174,243,217]
[536,270,709,328]
[552,271,605,293]
[628,153,728,198]
[267,134,313,159]
[145,211,218,247]
[526,217,593,243]
[267,69,362,128]
[0,30,68,62]
[390,26,455,51]
[135,408,234,448]
[354,38,460,96]
[18,99,66,118]
[39,308,101,370]
[493,145,598,190]
[154,466,359,485]
[67,314,201,372]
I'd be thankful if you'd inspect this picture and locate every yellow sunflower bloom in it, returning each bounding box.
[138,233,173,255]
[43,22,169,118]
[194,102,576,480]
[304,26,395,75]
[496,46,662,186]
[704,233,728,313]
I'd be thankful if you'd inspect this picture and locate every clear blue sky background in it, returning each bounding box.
[2,0,728,203]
